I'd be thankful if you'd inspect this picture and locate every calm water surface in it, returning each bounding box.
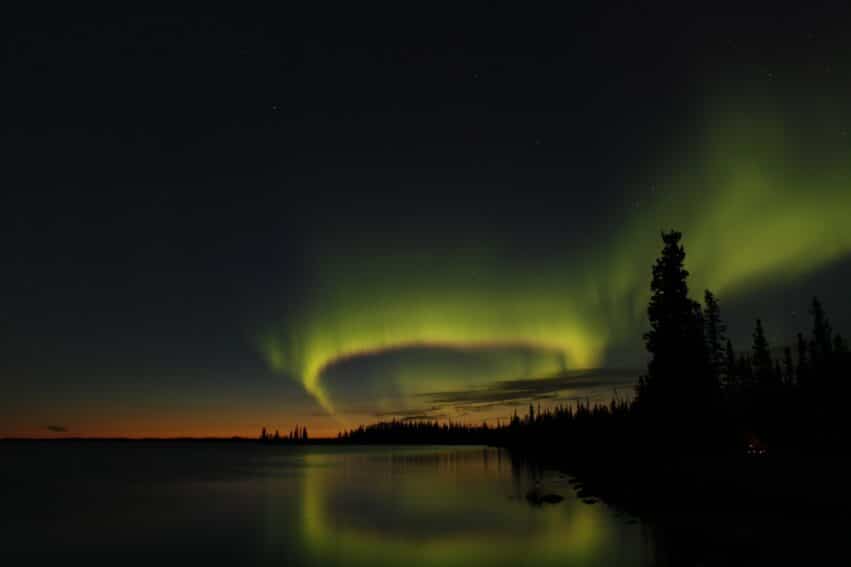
[1,443,655,565]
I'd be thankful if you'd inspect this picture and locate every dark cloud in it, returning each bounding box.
[46,425,68,433]
[419,368,639,406]
[374,407,445,419]
[364,369,640,425]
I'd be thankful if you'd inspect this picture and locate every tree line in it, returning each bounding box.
[259,425,309,444]
[337,230,851,456]
[634,230,849,454]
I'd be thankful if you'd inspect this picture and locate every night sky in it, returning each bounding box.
[4,5,851,437]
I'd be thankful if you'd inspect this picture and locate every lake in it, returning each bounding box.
[1,442,656,565]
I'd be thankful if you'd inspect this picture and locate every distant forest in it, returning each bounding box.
[326,230,850,456]
[259,424,309,444]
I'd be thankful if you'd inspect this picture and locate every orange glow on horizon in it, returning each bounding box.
[0,405,345,440]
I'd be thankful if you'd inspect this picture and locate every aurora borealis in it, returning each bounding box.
[4,5,851,437]
[257,96,851,428]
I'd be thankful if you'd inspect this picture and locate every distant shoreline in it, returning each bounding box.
[0,437,499,445]
[0,437,343,443]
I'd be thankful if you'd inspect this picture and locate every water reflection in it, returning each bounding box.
[1,443,649,565]
[289,446,645,566]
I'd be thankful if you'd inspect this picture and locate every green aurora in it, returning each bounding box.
[258,95,851,422]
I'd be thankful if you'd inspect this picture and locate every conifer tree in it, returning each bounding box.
[834,333,849,354]
[638,230,713,414]
[810,297,832,363]
[703,290,726,383]
[783,347,795,385]
[796,333,809,387]
[737,354,753,386]
[724,338,737,387]
[752,319,774,386]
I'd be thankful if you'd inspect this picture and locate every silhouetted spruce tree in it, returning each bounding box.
[736,353,753,387]
[833,333,851,403]
[783,347,795,386]
[834,333,849,354]
[724,338,737,387]
[703,290,726,383]
[810,297,832,365]
[752,319,774,387]
[637,231,715,424]
[796,333,809,387]
[805,298,847,445]
[807,339,819,381]
[302,426,308,441]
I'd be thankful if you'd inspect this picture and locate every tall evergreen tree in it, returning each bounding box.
[783,347,795,385]
[724,338,737,387]
[810,297,832,362]
[834,333,849,354]
[703,290,727,383]
[808,296,834,389]
[737,353,753,386]
[752,319,774,386]
[638,230,713,415]
[796,332,809,387]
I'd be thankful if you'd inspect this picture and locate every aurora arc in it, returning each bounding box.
[258,96,851,420]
